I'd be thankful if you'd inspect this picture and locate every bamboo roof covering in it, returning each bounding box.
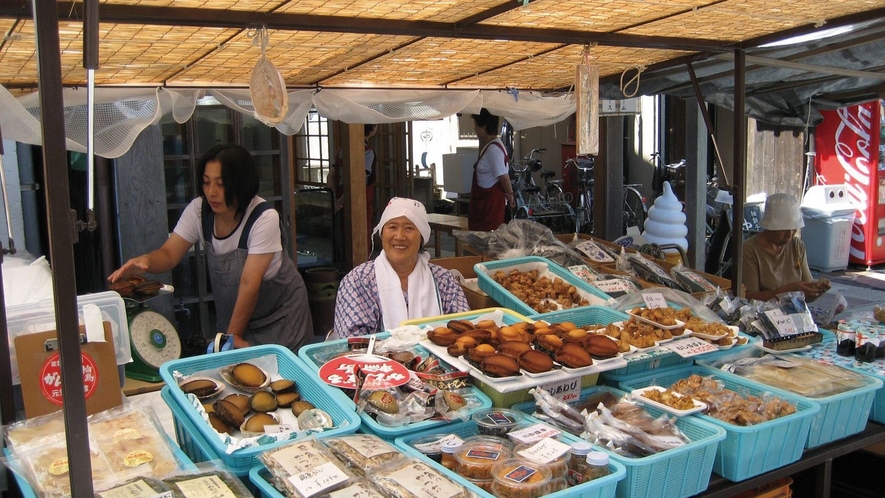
[1,0,884,120]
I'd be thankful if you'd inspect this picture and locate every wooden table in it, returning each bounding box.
[426,213,470,257]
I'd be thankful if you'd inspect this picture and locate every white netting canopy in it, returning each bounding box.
[0,85,575,159]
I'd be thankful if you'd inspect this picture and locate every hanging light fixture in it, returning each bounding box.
[576,44,599,156]
[249,26,288,126]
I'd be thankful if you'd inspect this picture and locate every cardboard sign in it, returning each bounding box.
[15,322,123,418]
[666,337,720,358]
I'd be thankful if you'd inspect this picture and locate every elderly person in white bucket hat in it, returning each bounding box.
[742,193,830,302]
[332,197,470,338]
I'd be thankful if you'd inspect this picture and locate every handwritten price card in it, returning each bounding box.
[764,309,799,336]
[642,293,667,309]
[666,337,720,358]
[289,462,350,498]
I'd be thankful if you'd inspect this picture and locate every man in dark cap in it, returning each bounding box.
[468,108,515,231]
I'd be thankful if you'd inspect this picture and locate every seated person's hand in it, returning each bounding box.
[796,280,826,302]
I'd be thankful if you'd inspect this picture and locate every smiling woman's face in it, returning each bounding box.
[381,215,422,268]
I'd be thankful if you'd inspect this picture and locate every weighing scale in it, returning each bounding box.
[123,285,182,382]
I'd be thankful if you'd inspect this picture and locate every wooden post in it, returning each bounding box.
[343,124,368,266]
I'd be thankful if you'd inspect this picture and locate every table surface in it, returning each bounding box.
[427,213,470,229]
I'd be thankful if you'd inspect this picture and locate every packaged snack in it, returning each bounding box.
[260,437,355,498]
[324,434,405,475]
[163,464,253,498]
[368,457,471,498]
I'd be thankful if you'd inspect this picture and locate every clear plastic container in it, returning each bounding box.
[584,451,610,481]
[490,457,553,498]
[472,408,523,437]
[566,441,594,486]
[513,442,570,479]
[409,433,452,463]
[440,439,463,471]
[454,440,512,480]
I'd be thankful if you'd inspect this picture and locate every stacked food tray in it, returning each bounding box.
[393,417,628,498]
[474,256,612,317]
[616,365,820,481]
[159,345,361,471]
[696,350,882,448]
[405,307,612,407]
[512,385,725,498]
[297,330,493,438]
[535,307,697,384]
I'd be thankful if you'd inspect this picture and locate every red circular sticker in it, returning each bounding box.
[39,353,100,406]
[318,354,411,390]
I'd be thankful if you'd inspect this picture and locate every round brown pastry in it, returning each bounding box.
[207,413,232,434]
[476,319,499,331]
[366,391,400,414]
[535,333,564,353]
[563,328,589,343]
[428,327,461,346]
[480,354,520,377]
[584,334,620,358]
[447,319,476,333]
[448,336,477,357]
[180,378,221,398]
[497,326,526,343]
[467,343,497,363]
[555,343,593,368]
[461,329,492,343]
[496,341,533,359]
[517,349,554,373]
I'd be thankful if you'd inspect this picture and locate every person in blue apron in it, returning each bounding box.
[109,144,312,353]
[331,197,470,339]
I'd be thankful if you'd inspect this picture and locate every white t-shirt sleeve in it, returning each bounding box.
[247,206,283,255]
[172,198,204,244]
[487,143,508,178]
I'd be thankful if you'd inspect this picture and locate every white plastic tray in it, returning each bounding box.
[631,386,707,416]
[628,312,685,330]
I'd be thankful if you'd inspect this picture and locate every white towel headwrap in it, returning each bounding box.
[373,198,441,330]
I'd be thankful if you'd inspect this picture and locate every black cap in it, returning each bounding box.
[471,108,493,121]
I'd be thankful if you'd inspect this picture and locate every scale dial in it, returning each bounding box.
[129,310,181,369]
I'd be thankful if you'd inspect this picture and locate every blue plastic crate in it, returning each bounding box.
[298,331,494,439]
[696,351,882,448]
[475,256,612,317]
[512,385,725,498]
[159,344,361,469]
[160,387,260,495]
[786,333,885,424]
[394,418,627,498]
[616,365,820,481]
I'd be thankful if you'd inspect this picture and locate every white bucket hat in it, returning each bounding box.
[760,193,804,230]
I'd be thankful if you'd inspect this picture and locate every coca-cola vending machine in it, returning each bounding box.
[814,100,885,267]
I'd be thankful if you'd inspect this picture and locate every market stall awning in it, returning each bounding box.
[0,0,883,136]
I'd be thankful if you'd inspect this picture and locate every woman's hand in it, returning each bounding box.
[796,281,824,302]
[107,255,150,283]
[232,335,251,349]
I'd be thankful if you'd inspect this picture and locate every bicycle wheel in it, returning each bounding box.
[623,186,646,233]
[577,191,594,234]
[546,182,566,203]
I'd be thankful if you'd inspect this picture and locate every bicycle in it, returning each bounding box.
[651,152,687,200]
[565,156,647,235]
[511,148,575,232]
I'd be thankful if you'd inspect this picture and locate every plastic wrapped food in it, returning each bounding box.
[90,403,182,478]
[584,399,690,457]
[669,374,796,425]
[324,434,405,475]
[11,433,115,498]
[713,351,871,398]
[260,437,355,498]
[621,253,682,289]
[670,262,718,293]
[94,476,171,497]
[163,465,253,498]
[367,457,471,498]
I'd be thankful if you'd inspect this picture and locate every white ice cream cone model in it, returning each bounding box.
[642,182,688,258]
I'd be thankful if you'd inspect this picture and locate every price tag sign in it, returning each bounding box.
[666,337,720,358]
[540,377,581,403]
[289,462,350,498]
[412,434,464,453]
[517,438,571,464]
[508,423,562,445]
[642,293,667,309]
[763,309,799,336]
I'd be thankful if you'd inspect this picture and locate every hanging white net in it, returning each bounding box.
[0,84,575,158]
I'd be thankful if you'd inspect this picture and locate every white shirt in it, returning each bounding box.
[475,139,508,188]
[173,196,282,280]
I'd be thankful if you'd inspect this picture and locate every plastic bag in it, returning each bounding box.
[452,219,586,268]
[670,261,719,293]
[250,55,289,126]
[609,287,726,325]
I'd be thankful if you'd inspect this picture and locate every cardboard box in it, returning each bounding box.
[431,255,500,310]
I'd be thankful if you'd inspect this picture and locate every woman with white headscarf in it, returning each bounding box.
[332,197,470,338]
[742,193,830,302]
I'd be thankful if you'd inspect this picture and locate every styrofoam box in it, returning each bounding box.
[5,291,132,385]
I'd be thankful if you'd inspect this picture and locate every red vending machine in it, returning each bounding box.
[814,100,885,267]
